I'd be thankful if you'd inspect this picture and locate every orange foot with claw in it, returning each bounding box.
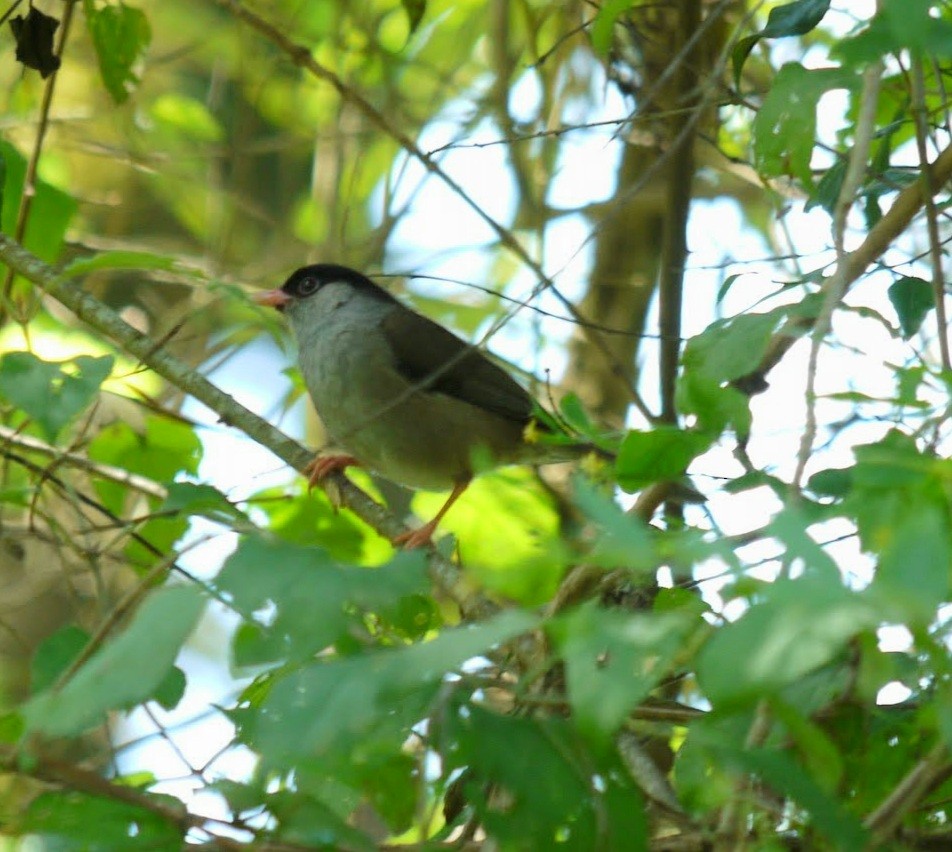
[303,453,359,491]
[391,479,470,549]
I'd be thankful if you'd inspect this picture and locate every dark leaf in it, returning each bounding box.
[887,276,934,339]
[401,0,426,35]
[10,8,61,78]
[762,0,832,37]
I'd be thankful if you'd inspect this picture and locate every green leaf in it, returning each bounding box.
[752,63,857,190]
[676,370,752,436]
[160,482,250,527]
[153,665,187,711]
[87,415,202,513]
[837,0,952,65]
[615,427,712,492]
[60,250,181,279]
[0,141,75,264]
[0,712,24,743]
[870,501,951,622]
[771,698,843,792]
[244,611,536,760]
[761,0,831,37]
[551,603,695,739]
[807,467,853,498]
[268,789,375,850]
[682,311,782,383]
[729,748,867,847]
[22,790,182,850]
[84,0,152,103]
[731,34,761,90]
[887,276,934,339]
[25,585,204,736]
[806,157,847,214]
[697,573,874,706]
[591,0,633,56]
[217,537,431,663]
[31,625,90,694]
[445,706,647,850]
[572,478,656,571]
[0,352,114,441]
[715,272,743,305]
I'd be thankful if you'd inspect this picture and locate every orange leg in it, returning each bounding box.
[304,453,359,491]
[393,479,470,549]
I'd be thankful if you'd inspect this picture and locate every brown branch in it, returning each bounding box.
[658,0,702,424]
[864,741,950,842]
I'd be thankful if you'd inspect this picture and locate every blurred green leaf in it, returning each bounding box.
[217,536,431,663]
[870,500,950,622]
[242,611,535,760]
[84,0,152,103]
[153,665,187,711]
[682,311,781,384]
[31,626,90,695]
[590,0,634,56]
[400,0,426,35]
[752,63,857,190]
[615,427,712,492]
[22,790,182,850]
[0,352,113,441]
[60,250,181,279]
[552,602,695,739]
[25,585,204,736]
[837,0,952,64]
[87,415,202,513]
[268,789,375,850]
[730,748,867,847]
[151,93,225,142]
[445,705,647,850]
[573,478,656,571]
[697,573,874,705]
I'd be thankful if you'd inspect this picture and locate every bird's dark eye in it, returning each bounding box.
[296,276,320,297]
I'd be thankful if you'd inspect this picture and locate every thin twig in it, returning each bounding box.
[792,60,884,489]
[0,424,168,499]
[864,741,950,842]
[910,53,951,372]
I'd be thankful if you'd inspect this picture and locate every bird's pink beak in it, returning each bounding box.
[253,289,292,310]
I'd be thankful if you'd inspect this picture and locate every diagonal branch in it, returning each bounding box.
[738,141,952,394]
[0,234,497,620]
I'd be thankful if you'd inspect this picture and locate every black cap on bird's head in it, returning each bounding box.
[254,263,395,311]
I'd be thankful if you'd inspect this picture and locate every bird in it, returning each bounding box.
[253,263,607,548]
